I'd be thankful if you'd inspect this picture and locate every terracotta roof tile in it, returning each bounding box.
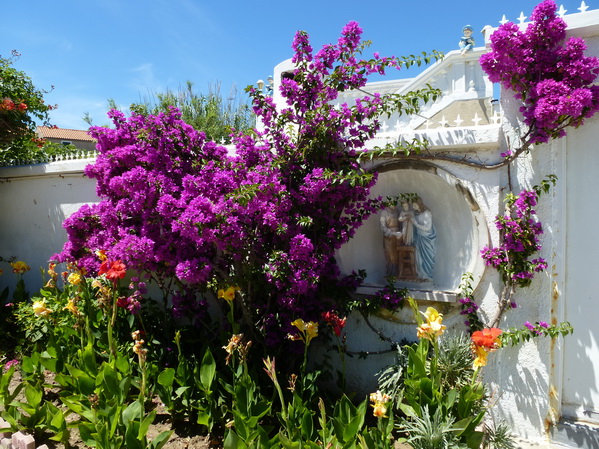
[36,126,96,142]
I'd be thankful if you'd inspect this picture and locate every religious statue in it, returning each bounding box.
[459,25,475,56]
[379,200,403,276]
[410,197,436,281]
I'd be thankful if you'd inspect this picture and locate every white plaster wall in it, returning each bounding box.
[0,159,99,295]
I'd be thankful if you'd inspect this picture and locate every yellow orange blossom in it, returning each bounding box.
[472,344,489,368]
[369,390,391,418]
[64,299,79,315]
[223,334,244,365]
[67,272,82,285]
[11,261,30,275]
[95,249,108,261]
[47,263,57,279]
[290,318,318,345]
[416,307,446,340]
[218,286,239,302]
[291,318,308,332]
[91,279,102,289]
[223,334,243,354]
[32,300,52,317]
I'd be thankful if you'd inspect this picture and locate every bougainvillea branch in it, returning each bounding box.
[480,0,599,145]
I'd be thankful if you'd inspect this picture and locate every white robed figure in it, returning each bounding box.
[410,197,436,281]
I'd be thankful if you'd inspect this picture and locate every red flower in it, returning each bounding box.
[17,103,27,111]
[471,327,502,349]
[322,311,347,337]
[99,260,127,283]
[1,98,15,111]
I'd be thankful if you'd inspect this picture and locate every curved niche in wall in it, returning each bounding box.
[336,160,488,296]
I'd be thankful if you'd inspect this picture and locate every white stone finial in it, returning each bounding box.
[491,111,502,124]
[380,121,390,133]
[518,12,527,24]
[472,113,482,126]
[468,80,476,92]
[579,1,589,12]
[454,115,464,127]
[557,4,567,16]
[481,25,493,41]
[439,116,449,127]
[499,14,509,25]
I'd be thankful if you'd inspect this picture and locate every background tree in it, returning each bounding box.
[131,81,254,143]
[0,51,57,165]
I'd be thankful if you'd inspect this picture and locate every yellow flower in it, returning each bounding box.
[11,261,30,275]
[91,279,102,289]
[95,249,107,261]
[292,318,308,332]
[32,300,52,317]
[369,390,391,418]
[373,403,388,418]
[417,307,446,340]
[64,299,79,315]
[305,321,318,342]
[67,272,82,285]
[290,319,318,345]
[218,286,238,302]
[473,345,489,368]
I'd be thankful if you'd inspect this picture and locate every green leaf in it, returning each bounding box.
[224,429,248,449]
[150,431,174,449]
[81,344,98,376]
[78,423,97,447]
[157,368,175,388]
[24,384,43,407]
[99,363,120,398]
[122,400,143,424]
[199,347,216,391]
[139,410,156,438]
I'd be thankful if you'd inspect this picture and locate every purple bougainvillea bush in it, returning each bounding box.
[480,0,599,145]
[55,22,440,347]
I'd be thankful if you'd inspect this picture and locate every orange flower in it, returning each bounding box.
[471,328,502,349]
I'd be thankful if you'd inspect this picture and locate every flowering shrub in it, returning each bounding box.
[0,51,58,164]
[56,22,441,348]
[480,0,599,145]
[480,188,546,288]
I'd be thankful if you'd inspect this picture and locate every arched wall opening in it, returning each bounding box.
[336,160,488,294]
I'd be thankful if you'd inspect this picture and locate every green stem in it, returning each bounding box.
[107,285,118,361]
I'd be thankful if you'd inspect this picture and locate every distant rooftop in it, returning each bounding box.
[36,126,96,142]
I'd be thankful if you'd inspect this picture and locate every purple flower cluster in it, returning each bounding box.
[56,23,409,345]
[524,320,549,335]
[480,0,599,144]
[481,189,547,288]
[372,285,406,311]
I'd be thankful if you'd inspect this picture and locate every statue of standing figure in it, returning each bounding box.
[379,200,403,277]
[379,194,436,282]
[410,197,436,281]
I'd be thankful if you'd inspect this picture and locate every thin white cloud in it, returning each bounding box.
[129,63,163,95]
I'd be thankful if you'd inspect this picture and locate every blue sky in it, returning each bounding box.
[1,0,591,130]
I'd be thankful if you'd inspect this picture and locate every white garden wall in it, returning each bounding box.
[0,159,99,294]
